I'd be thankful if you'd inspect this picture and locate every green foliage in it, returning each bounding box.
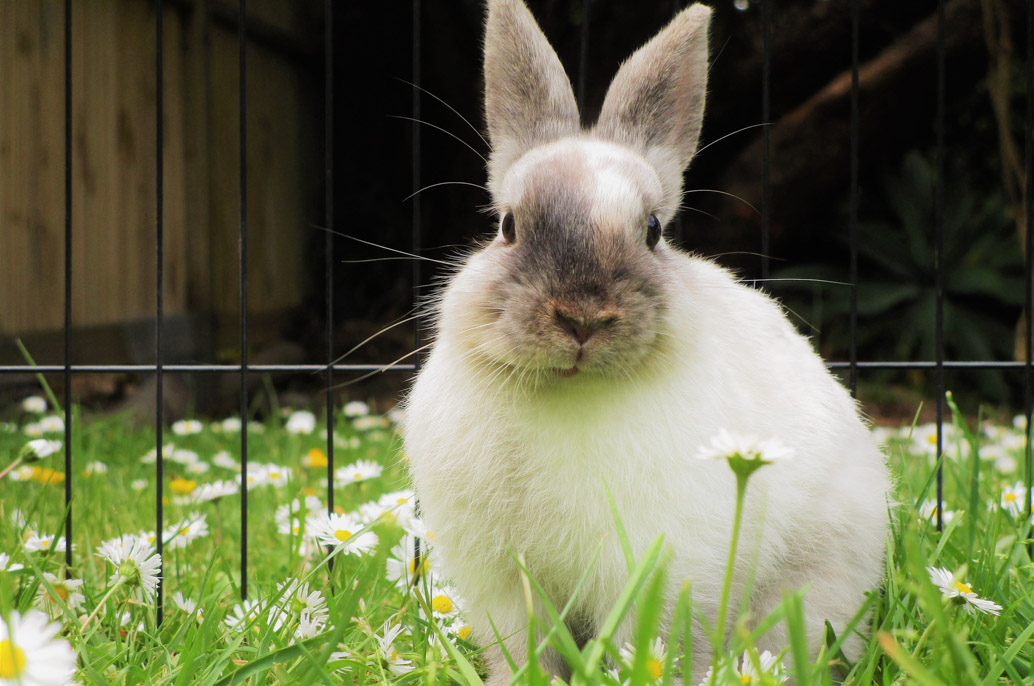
[773,150,1025,401]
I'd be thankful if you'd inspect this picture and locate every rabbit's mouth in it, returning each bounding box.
[550,365,580,378]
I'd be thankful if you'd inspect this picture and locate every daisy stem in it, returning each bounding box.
[911,619,935,658]
[711,473,748,684]
[0,456,24,480]
[81,576,126,631]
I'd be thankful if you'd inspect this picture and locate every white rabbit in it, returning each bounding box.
[403,1,890,682]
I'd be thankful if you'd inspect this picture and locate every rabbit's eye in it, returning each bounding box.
[646,214,662,249]
[501,212,516,244]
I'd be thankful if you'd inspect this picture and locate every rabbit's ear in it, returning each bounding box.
[484,0,579,189]
[594,4,711,203]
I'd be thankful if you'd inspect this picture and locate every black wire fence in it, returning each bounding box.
[1,0,1032,624]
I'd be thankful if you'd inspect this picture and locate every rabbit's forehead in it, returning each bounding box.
[502,140,663,229]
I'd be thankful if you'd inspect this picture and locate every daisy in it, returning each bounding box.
[0,609,76,685]
[96,534,162,601]
[375,621,415,674]
[170,591,198,615]
[22,439,62,461]
[619,637,667,682]
[35,572,86,615]
[353,415,389,431]
[6,466,34,481]
[447,620,474,642]
[387,534,433,588]
[263,464,292,487]
[700,649,788,685]
[918,499,955,525]
[0,553,24,572]
[171,419,204,436]
[285,410,316,435]
[695,429,794,464]
[38,415,65,434]
[335,460,383,485]
[343,400,370,418]
[246,421,266,434]
[220,417,243,433]
[427,584,463,619]
[21,396,47,414]
[386,406,405,426]
[22,423,43,437]
[377,490,417,528]
[141,443,175,464]
[169,449,200,466]
[224,599,264,632]
[268,579,329,633]
[186,461,211,475]
[83,461,108,476]
[192,480,239,503]
[999,482,1030,517]
[308,512,378,556]
[295,608,326,640]
[237,464,270,490]
[212,451,239,470]
[163,513,209,550]
[24,534,66,554]
[131,479,149,491]
[926,566,1003,615]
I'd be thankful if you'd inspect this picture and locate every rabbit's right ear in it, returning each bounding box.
[484,0,580,194]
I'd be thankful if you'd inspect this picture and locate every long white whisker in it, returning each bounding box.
[394,77,490,148]
[683,189,759,215]
[388,115,488,163]
[402,181,489,203]
[694,122,772,158]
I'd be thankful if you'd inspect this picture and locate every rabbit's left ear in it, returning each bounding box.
[594,4,711,202]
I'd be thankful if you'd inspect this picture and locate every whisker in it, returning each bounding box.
[326,313,425,368]
[394,77,490,148]
[694,122,772,158]
[682,188,759,215]
[388,115,487,163]
[708,251,786,261]
[331,343,435,390]
[312,226,457,267]
[746,277,852,287]
[402,181,489,203]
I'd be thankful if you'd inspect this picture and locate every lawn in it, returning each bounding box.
[1,390,1032,685]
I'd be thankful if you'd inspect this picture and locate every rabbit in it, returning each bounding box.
[402,0,891,683]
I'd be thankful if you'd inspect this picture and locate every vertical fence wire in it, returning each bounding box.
[63,0,73,571]
[1025,0,1033,548]
[934,0,946,531]
[238,0,249,600]
[411,0,423,578]
[324,0,335,521]
[760,0,771,281]
[848,0,859,399]
[154,0,165,625]
[577,0,590,117]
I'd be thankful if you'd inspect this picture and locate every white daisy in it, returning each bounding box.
[343,401,370,418]
[38,415,65,434]
[131,479,149,491]
[926,566,1003,615]
[169,449,200,466]
[186,461,211,475]
[353,415,389,432]
[212,451,239,470]
[268,578,329,634]
[426,584,463,619]
[295,608,326,640]
[6,465,34,481]
[21,396,47,414]
[24,534,66,554]
[83,461,108,476]
[163,513,209,550]
[0,609,76,685]
[0,553,24,572]
[285,410,317,435]
[699,649,787,685]
[171,419,204,436]
[191,480,239,504]
[376,490,417,528]
[96,534,162,601]
[619,637,667,682]
[386,406,405,426]
[220,417,243,433]
[171,591,198,615]
[22,439,62,461]
[35,572,86,615]
[999,482,1030,517]
[247,421,266,434]
[22,423,43,437]
[996,455,1018,475]
[335,460,383,485]
[308,512,378,556]
[375,621,415,674]
[263,464,292,488]
[224,599,264,632]
[918,499,955,525]
[387,534,434,588]
[695,429,794,464]
[141,443,175,464]
[1014,414,1028,431]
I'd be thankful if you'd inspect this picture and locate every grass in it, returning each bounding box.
[1,390,1032,685]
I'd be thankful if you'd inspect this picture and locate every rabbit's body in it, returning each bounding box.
[403,2,889,682]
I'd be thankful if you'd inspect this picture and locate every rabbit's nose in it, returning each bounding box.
[553,306,617,345]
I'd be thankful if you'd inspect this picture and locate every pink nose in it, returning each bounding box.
[553,307,616,345]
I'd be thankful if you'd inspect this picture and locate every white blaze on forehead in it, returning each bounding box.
[501,139,664,234]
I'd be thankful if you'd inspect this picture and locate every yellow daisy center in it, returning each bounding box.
[1004,493,1017,503]
[306,449,328,467]
[432,594,454,614]
[170,478,197,494]
[334,529,352,542]
[408,558,430,575]
[39,539,51,549]
[54,585,69,602]
[0,640,27,679]
[353,473,362,480]
[740,676,756,685]
[647,658,662,680]
[926,434,937,445]
[269,471,281,479]
[954,581,973,595]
